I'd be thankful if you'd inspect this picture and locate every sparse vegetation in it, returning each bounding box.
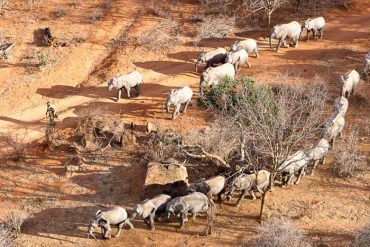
[137,19,181,52]
[75,110,125,151]
[3,210,29,239]
[102,0,112,10]
[333,127,366,178]
[141,128,180,163]
[193,15,235,45]
[148,0,169,17]
[351,222,370,247]
[38,50,52,69]
[254,216,312,247]
[53,6,66,18]
[0,226,12,247]
[91,11,103,23]
[6,133,27,162]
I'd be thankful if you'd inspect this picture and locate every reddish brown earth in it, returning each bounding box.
[0,1,369,246]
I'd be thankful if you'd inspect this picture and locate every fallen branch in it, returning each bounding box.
[182,145,230,168]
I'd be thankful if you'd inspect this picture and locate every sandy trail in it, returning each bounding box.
[0,10,369,157]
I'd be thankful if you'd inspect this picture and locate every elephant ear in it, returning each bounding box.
[98,218,108,227]
[174,204,185,214]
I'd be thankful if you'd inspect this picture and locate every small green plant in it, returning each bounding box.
[38,50,51,68]
[202,77,256,112]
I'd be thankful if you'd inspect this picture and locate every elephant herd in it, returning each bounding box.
[96,16,370,240]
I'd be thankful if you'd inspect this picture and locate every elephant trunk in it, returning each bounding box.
[87,225,97,241]
[130,212,137,220]
[195,59,201,72]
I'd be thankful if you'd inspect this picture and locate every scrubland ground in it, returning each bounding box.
[0,0,369,246]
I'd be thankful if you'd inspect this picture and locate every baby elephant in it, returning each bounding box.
[166,86,193,119]
[226,170,270,207]
[88,207,134,240]
[131,194,171,230]
[165,192,214,235]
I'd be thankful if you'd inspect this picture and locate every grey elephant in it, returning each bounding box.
[130,194,171,230]
[87,207,134,240]
[165,192,215,235]
[269,21,301,53]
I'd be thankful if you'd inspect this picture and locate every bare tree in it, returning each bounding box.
[242,0,288,26]
[202,75,327,219]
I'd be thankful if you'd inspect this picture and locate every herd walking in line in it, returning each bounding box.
[87,16,369,240]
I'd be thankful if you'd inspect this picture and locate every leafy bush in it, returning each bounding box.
[201,76,259,113]
[254,216,312,247]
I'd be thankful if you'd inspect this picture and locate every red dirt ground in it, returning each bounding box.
[0,0,369,246]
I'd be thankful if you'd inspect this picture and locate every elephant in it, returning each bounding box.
[269,21,301,53]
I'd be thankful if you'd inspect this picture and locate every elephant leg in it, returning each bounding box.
[320,29,324,39]
[250,190,256,200]
[192,213,197,221]
[149,213,156,230]
[135,84,141,96]
[294,37,299,48]
[307,30,310,41]
[180,212,187,230]
[255,48,259,58]
[103,224,111,239]
[236,189,247,207]
[117,89,122,101]
[173,104,181,119]
[311,160,320,176]
[126,86,131,98]
[126,219,134,229]
[295,167,306,185]
[313,30,317,40]
[276,38,283,53]
[143,217,151,228]
[246,60,251,68]
[114,222,124,238]
[287,173,295,185]
[322,157,326,165]
[218,187,226,203]
[183,100,190,113]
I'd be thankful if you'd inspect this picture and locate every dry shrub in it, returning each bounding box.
[254,216,312,247]
[148,0,169,17]
[140,129,180,163]
[200,0,233,14]
[53,6,66,18]
[6,133,27,162]
[333,128,366,178]
[0,226,12,247]
[351,222,370,247]
[137,19,181,52]
[3,210,28,239]
[193,15,235,46]
[75,111,125,151]
[183,118,239,163]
